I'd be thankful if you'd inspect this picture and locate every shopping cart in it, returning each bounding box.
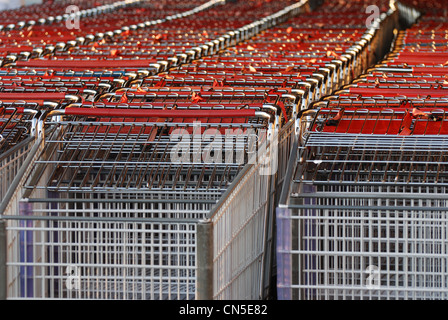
[2,103,278,299]
[278,105,448,300]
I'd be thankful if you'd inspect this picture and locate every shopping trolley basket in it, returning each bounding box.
[3,104,278,299]
[277,106,448,300]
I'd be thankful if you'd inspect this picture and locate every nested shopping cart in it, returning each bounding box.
[277,104,448,300]
[2,102,280,299]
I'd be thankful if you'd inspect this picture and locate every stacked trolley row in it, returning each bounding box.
[276,0,448,300]
[0,0,403,300]
[0,0,309,300]
[1,0,307,72]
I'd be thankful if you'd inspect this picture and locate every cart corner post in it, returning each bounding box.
[0,219,6,300]
[196,219,213,300]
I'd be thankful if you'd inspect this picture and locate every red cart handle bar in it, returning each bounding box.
[47,108,272,120]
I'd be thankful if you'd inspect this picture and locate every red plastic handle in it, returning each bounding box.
[0,46,34,53]
[349,87,448,98]
[0,92,67,100]
[2,107,25,114]
[412,67,448,74]
[63,108,257,118]
[16,59,158,68]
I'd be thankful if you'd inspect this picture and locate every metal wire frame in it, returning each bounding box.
[260,117,297,298]
[191,116,293,300]
[317,99,448,109]
[291,106,448,187]
[0,0,309,300]
[303,105,448,135]
[165,63,336,99]
[4,205,200,300]
[5,157,224,300]
[274,0,447,299]
[0,79,114,98]
[192,0,400,298]
[0,0,226,64]
[276,140,448,299]
[205,140,277,299]
[0,70,129,79]
[133,76,314,114]
[209,163,271,300]
[0,0,402,300]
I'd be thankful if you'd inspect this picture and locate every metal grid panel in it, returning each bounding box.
[1,0,296,300]
[0,108,37,154]
[211,156,271,300]
[278,202,448,300]
[6,206,198,300]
